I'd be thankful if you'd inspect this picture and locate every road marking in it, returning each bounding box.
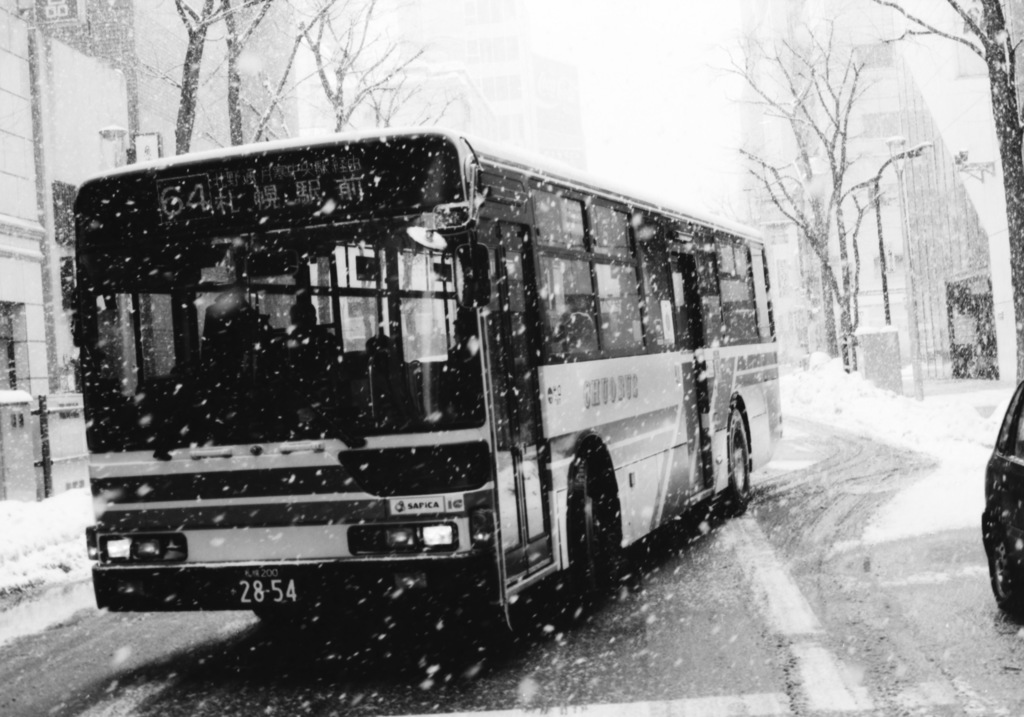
[728,518,878,713]
[728,517,821,636]
[791,642,874,712]
[425,693,793,717]
[877,565,988,587]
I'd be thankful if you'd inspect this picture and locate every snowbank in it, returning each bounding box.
[782,359,1001,449]
[782,359,1006,545]
[0,489,93,596]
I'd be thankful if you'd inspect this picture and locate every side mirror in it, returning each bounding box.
[454,243,491,309]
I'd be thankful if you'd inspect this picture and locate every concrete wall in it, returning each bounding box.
[0,4,50,397]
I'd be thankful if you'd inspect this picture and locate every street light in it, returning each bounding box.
[884,136,932,401]
[98,124,129,169]
[867,140,932,325]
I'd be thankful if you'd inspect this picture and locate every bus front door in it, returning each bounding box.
[480,218,553,590]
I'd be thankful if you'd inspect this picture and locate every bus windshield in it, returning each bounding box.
[78,219,485,453]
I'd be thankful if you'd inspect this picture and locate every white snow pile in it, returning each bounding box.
[0,488,93,597]
[782,357,1007,545]
[782,357,1002,450]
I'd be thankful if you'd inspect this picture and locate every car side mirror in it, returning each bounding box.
[454,243,491,309]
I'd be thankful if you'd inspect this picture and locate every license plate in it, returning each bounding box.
[238,576,298,605]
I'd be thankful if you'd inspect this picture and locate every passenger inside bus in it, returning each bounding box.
[367,330,418,426]
[283,300,340,429]
[200,283,260,376]
[553,298,598,356]
[444,310,483,417]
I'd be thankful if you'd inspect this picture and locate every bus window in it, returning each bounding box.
[332,245,383,351]
[751,246,774,341]
[94,293,138,394]
[537,255,598,357]
[671,248,702,351]
[639,229,675,349]
[590,204,631,258]
[595,263,642,351]
[137,293,176,379]
[534,190,585,250]
[719,240,758,345]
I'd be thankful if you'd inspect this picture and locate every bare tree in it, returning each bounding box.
[869,0,1024,380]
[366,72,463,128]
[173,0,218,155]
[172,0,271,153]
[734,24,873,366]
[221,0,275,145]
[302,0,424,132]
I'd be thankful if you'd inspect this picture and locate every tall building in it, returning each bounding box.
[295,0,587,169]
[740,0,1006,380]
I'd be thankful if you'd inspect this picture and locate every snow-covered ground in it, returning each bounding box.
[781,356,1010,546]
[0,488,93,597]
[0,359,1013,599]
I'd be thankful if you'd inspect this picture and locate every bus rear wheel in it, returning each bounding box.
[724,410,751,516]
[568,453,624,599]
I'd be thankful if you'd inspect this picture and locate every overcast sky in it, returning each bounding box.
[523,0,746,217]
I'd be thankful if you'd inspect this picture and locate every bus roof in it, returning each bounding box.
[81,127,762,244]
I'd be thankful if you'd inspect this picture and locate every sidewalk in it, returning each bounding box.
[900,374,1017,419]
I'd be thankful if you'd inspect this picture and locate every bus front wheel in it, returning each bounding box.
[724,410,751,516]
[568,453,624,598]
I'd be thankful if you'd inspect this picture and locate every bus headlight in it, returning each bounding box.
[132,538,163,560]
[105,537,132,560]
[421,524,456,547]
[386,527,417,549]
[99,534,188,562]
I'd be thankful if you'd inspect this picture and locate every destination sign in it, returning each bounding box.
[156,154,366,224]
[76,135,466,249]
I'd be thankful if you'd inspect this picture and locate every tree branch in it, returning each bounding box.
[868,0,986,58]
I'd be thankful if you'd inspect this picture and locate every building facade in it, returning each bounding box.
[740,0,1007,380]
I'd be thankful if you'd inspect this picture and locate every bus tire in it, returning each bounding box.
[568,451,625,598]
[724,409,751,516]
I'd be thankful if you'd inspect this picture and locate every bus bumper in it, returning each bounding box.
[91,555,496,612]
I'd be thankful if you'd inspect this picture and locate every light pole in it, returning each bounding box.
[885,136,930,401]
[866,141,932,326]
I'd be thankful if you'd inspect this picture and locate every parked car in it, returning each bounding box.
[983,382,1024,615]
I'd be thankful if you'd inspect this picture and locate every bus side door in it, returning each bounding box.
[671,237,720,492]
[479,215,554,584]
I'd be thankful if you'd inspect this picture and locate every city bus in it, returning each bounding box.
[77,128,781,623]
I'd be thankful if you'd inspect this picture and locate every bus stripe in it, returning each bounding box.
[93,467,361,504]
[97,500,386,531]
